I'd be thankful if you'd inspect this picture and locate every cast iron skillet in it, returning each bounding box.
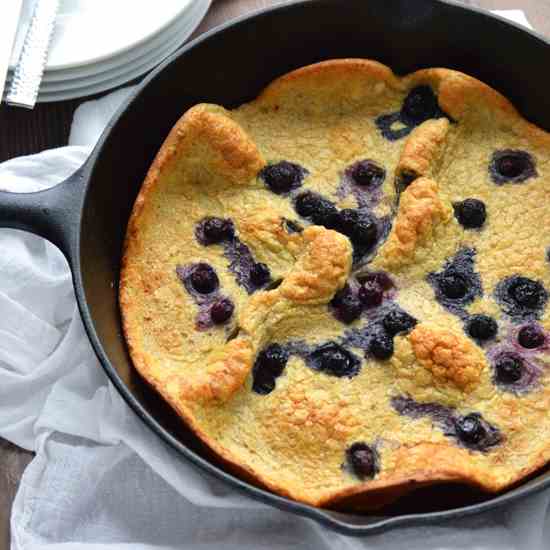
[1,0,550,536]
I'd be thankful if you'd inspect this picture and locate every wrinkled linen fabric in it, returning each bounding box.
[1,10,549,549]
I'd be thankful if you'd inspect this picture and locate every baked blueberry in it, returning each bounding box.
[490,150,537,184]
[358,279,384,308]
[369,332,394,360]
[308,342,360,377]
[440,272,468,300]
[331,285,363,324]
[294,192,318,217]
[495,275,548,320]
[252,343,289,395]
[453,199,486,229]
[250,262,271,287]
[518,324,545,349]
[428,249,482,314]
[400,86,442,126]
[199,217,234,244]
[466,315,497,341]
[210,298,234,324]
[190,263,219,294]
[511,278,546,309]
[383,309,417,336]
[259,161,306,194]
[346,442,379,479]
[350,160,385,188]
[294,192,339,228]
[455,413,485,445]
[338,209,378,249]
[495,353,523,384]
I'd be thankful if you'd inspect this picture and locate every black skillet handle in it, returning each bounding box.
[0,166,85,261]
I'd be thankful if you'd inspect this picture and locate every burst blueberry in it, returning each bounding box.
[200,217,234,244]
[383,309,417,336]
[495,275,548,320]
[294,192,339,228]
[346,442,379,480]
[358,279,384,308]
[350,160,385,188]
[510,278,546,309]
[259,161,306,194]
[453,199,486,229]
[331,285,363,324]
[338,209,378,249]
[490,150,536,184]
[308,342,360,377]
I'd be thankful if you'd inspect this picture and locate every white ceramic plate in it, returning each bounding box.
[32,0,210,102]
[40,0,198,82]
[10,0,192,71]
[40,15,193,92]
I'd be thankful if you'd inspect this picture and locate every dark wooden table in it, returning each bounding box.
[0,0,548,548]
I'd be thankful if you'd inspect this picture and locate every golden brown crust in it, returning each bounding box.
[377,177,452,270]
[120,58,550,510]
[409,324,486,393]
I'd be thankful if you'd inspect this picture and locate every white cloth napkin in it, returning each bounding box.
[1,9,549,550]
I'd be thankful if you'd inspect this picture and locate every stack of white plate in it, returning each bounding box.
[7,0,211,103]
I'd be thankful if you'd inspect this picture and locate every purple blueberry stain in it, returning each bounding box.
[342,302,417,362]
[251,339,363,393]
[490,150,537,185]
[195,216,272,294]
[391,395,502,452]
[329,272,396,325]
[376,86,450,142]
[494,275,548,322]
[487,346,541,394]
[293,189,392,267]
[427,248,482,318]
[176,263,234,331]
[337,160,386,210]
[195,217,235,246]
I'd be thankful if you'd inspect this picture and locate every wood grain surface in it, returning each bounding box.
[0,1,548,548]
